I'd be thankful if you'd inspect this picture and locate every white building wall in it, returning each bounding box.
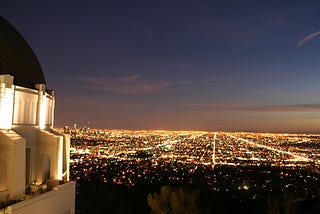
[0,130,26,200]
[12,126,38,185]
[13,88,38,126]
[0,74,74,213]
[36,130,64,183]
[12,86,53,129]
[45,95,54,127]
[0,75,14,130]
[9,182,75,214]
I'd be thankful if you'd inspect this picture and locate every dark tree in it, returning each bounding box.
[147,185,200,214]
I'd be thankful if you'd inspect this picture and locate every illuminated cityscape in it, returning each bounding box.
[3,1,320,213]
[59,127,320,213]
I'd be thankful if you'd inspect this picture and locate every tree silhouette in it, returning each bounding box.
[267,193,297,214]
[147,185,200,214]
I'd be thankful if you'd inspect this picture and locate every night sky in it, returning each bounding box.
[1,0,320,132]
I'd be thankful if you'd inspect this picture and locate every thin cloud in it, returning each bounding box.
[186,102,320,116]
[72,75,170,94]
[258,104,320,112]
[297,30,320,46]
[251,103,320,112]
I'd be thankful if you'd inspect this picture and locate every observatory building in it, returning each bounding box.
[0,17,75,213]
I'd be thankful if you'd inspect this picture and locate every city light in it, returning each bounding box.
[59,127,320,200]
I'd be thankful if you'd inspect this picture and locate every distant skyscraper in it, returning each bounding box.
[0,17,75,214]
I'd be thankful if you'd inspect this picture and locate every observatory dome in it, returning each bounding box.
[0,16,46,89]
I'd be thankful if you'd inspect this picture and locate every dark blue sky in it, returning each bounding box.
[2,0,320,132]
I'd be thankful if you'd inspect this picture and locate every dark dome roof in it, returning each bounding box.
[0,16,45,89]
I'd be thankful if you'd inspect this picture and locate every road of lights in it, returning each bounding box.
[226,133,311,163]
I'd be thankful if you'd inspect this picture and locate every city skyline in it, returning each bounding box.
[2,1,320,132]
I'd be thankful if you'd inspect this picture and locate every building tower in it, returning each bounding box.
[0,17,75,214]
